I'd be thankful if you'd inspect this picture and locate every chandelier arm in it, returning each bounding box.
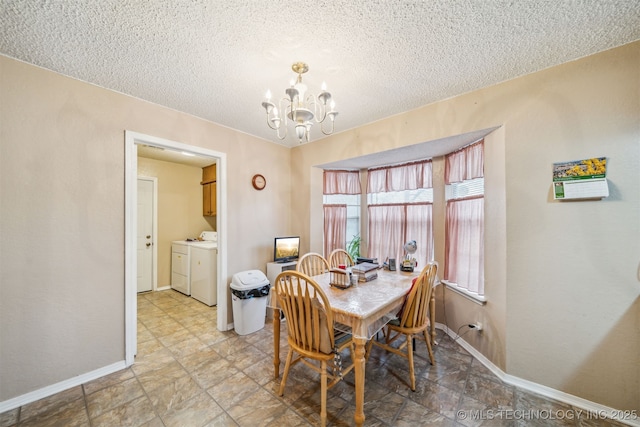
[316,105,328,123]
[265,115,279,131]
[275,127,287,140]
[279,97,292,127]
[285,92,298,122]
[306,94,326,123]
[320,118,336,135]
[305,93,316,106]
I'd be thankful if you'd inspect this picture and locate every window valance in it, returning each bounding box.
[367,159,432,193]
[444,140,484,184]
[323,170,362,195]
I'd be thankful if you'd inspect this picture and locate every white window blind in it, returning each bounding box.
[445,178,484,200]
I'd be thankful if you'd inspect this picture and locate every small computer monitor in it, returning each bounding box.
[273,236,300,263]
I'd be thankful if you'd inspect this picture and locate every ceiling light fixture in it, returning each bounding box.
[261,62,338,143]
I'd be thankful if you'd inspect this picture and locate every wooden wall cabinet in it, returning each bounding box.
[202,182,216,216]
[202,164,217,216]
[202,164,216,185]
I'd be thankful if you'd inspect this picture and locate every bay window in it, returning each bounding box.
[444,140,485,296]
[367,160,434,266]
[323,170,361,258]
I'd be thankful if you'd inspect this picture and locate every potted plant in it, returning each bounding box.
[346,234,361,260]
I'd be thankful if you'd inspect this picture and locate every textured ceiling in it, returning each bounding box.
[1,1,639,149]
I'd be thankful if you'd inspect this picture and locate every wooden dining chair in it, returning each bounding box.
[328,248,354,269]
[296,252,330,276]
[366,262,438,391]
[274,270,355,427]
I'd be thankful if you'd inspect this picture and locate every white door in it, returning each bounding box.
[137,178,154,292]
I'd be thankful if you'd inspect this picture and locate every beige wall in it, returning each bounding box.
[0,41,638,412]
[137,157,215,287]
[0,55,291,401]
[292,42,639,411]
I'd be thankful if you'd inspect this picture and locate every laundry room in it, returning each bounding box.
[136,145,218,303]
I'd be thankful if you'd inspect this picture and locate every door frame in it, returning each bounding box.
[125,131,228,365]
[137,176,158,292]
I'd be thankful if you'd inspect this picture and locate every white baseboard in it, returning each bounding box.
[0,361,127,413]
[435,323,639,427]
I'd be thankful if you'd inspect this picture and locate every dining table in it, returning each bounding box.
[270,267,437,427]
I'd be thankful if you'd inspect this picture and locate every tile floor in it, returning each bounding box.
[0,289,629,427]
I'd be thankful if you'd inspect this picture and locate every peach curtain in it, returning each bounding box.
[444,197,484,294]
[366,160,434,265]
[406,203,434,266]
[368,203,433,265]
[367,204,405,262]
[323,170,359,258]
[444,140,484,184]
[367,160,432,193]
[444,140,485,295]
[323,204,347,258]
[323,170,361,195]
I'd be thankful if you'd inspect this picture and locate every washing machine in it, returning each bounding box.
[171,231,217,301]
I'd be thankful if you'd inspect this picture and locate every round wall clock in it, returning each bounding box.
[252,174,266,190]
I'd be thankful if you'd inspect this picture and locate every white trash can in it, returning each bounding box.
[230,270,270,335]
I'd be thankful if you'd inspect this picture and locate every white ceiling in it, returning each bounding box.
[2,1,639,154]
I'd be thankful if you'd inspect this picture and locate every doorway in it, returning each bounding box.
[124,131,228,365]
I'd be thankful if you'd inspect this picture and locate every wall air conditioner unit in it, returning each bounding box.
[553,157,609,201]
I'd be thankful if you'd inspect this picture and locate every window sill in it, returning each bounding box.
[441,280,487,305]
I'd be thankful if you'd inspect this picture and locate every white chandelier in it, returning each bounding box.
[261,62,338,143]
